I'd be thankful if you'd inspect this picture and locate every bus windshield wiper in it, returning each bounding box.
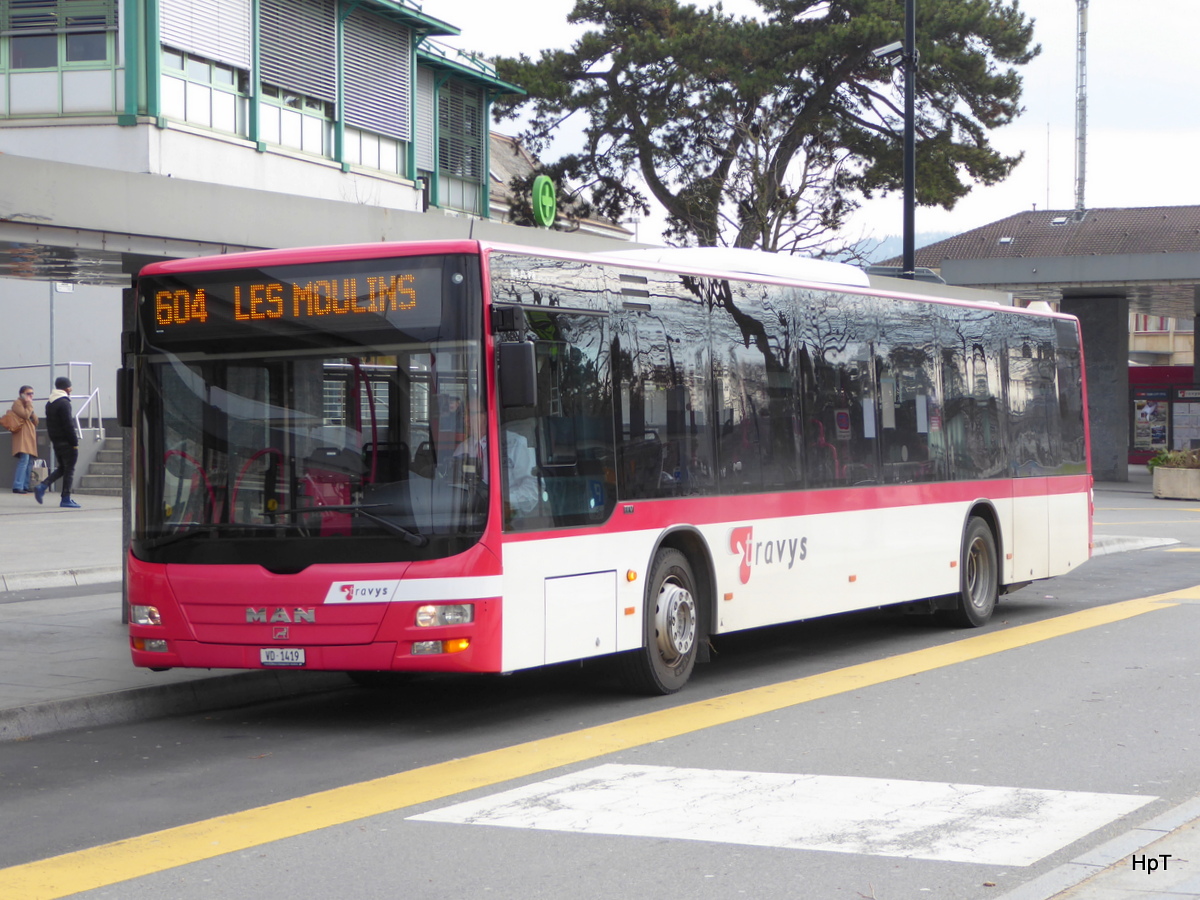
[144,522,288,550]
[269,504,429,546]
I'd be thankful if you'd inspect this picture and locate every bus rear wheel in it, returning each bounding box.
[940,517,998,628]
[619,548,699,695]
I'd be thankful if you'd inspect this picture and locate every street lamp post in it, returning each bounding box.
[901,0,916,279]
[874,0,918,280]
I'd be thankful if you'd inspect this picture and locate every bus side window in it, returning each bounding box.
[1053,319,1087,471]
[941,308,1006,480]
[1007,317,1060,475]
[502,312,617,530]
[711,282,802,494]
[802,292,879,487]
[876,304,942,484]
[614,273,712,501]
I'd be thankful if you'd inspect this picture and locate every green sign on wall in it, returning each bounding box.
[531,175,557,228]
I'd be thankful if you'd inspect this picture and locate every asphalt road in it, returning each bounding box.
[4,532,1200,900]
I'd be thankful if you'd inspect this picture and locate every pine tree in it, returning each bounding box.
[494,0,1037,253]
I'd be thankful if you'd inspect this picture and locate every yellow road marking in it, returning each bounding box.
[1164,548,1200,552]
[1,590,1193,899]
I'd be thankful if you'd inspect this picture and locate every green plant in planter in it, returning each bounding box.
[1147,448,1200,472]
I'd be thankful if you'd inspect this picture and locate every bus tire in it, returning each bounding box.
[940,516,998,628]
[619,548,700,695]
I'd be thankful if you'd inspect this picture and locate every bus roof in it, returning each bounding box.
[594,246,872,287]
[136,240,1073,322]
[137,240,485,276]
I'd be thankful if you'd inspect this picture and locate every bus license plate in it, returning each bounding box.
[260,648,306,667]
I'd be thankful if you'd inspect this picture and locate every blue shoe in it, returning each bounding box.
[60,498,81,509]
[34,484,46,504]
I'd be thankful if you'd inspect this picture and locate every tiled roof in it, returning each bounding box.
[489,132,630,237]
[489,132,539,201]
[906,206,1200,267]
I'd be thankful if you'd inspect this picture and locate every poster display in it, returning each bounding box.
[1132,388,1169,452]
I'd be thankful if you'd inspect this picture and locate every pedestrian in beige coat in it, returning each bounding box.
[9,385,39,493]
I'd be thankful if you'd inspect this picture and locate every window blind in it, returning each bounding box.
[343,8,410,141]
[259,0,336,103]
[159,0,250,69]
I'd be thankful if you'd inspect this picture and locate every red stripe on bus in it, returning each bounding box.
[502,474,1092,541]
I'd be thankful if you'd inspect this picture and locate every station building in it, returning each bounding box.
[0,0,517,222]
[0,0,631,489]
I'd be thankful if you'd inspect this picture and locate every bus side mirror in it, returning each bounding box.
[498,342,537,409]
[117,367,133,427]
[491,305,526,334]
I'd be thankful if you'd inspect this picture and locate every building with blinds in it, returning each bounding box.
[0,0,519,218]
[0,0,643,494]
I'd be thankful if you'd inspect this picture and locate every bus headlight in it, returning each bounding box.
[412,638,471,655]
[131,605,162,626]
[132,637,168,652]
[415,604,474,627]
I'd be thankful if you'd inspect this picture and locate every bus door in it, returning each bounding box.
[1005,323,1057,581]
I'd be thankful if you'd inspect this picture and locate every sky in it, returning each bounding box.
[438,0,1200,245]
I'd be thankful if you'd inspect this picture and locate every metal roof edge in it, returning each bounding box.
[362,0,460,37]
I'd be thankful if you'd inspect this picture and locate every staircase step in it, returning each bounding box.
[74,432,126,498]
[79,472,122,485]
[75,487,123,497]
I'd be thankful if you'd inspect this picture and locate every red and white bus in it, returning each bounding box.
[122,240,1091,694]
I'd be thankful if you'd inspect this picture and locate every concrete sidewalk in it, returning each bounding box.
[0,487,123,592]
[0,487,347,743]
[3,468,1200,899]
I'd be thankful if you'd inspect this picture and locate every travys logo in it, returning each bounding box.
[729,526,807,585]
[324,580,401,603]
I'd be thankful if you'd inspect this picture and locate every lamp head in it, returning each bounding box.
[872,41,905,63]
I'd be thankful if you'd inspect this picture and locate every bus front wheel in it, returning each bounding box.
[619,548,699,695]
[940,517,998,628]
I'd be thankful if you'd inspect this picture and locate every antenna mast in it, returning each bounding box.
[1073,0,1088,220]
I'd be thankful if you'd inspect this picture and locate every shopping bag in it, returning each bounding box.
[29,458,48,486]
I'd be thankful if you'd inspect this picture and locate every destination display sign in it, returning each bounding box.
[153,274,417,327]
[140,255,458,348]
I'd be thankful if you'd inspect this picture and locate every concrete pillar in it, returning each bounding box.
[1193,285,1200,379]
[1062,295,1129,482]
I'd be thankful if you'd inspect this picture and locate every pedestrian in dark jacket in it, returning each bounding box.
[35,376,82,508]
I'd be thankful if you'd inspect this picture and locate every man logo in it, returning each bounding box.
[246,608,316,624]
[273,626,290,640]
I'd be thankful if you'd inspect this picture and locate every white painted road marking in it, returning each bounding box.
[410,764,1155,865]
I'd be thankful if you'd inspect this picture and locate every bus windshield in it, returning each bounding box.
[132,253,486,568]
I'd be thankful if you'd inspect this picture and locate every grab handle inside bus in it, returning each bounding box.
[498,341,537,408]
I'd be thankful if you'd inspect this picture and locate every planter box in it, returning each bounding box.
[1152,466,1200,500]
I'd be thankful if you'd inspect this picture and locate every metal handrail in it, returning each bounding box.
[73,388,105,442]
